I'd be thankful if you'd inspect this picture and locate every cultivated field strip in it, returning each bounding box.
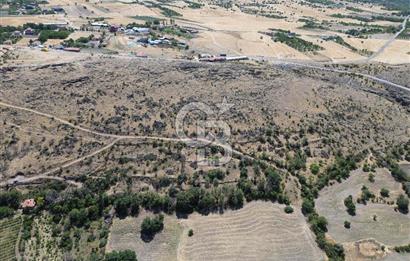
[178,201,325,261]
[0,216,22,261]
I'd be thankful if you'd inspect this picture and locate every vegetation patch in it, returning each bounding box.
[105,250,137,261]
[184,1,203,9]
[159,6,182,17]
[140,214,164,241]
[316,168,410,246]
[300,20,328,30]
[0,216,22,261]
[323,36,357,52]
[344,0,410,12]
[133,16,163,23]
[398,19,410,39]
[273,32,324,52]
[38,30,71,43]
[305,0,336,6]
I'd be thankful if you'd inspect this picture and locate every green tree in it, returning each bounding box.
[397,194,409,214]
[358,186,375,204]
[88,205,99,221]
[69,208,88,227]
[284,205,294,214]
[0,190,21,209]
[198,192,216,214]
[310,163,320,175]
[227,188,244,209]
[368,173,375,183]
[105,250,137,261]
[0,206,14,218]
[344,195,356,216]
[380,188,390,198]
[344,221,351,229]
[141,214,164,237]
[302,198,314,216]
[114,195,131,218]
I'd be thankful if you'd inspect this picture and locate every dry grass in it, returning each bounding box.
[316,168,410,246]
[107,201,325,261]
[107,211,183,261]
[1,0,408,63]
[177,201,325,261]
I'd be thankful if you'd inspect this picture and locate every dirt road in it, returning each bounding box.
[367,16,409,62]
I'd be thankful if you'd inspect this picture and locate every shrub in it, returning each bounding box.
[380,188,390,198]
[99,238,107,248]
[391,166,407,182]
[69,208,88,227]
[114,195,131,218]
[0,206,14,218]
[0,189,21,209]
[310,215,328,234]
[310,163,320,175]
[368,173,375,183]
[38,30,70,43]
[394,244,410,253]
[188,229,194,237]
[397,194,409,214]
[105,250,137,261]
[141,214,164,237]
[59,231,73,250]
[358,186,375,204]
[284,205,294,214]
[344,195,356,216]
[344,221,351,229]
[207,169,225,181]
[302,198,314,216]
[227,188,244,209]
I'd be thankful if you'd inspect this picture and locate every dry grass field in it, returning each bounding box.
[177,201,325,261]
[1,0,409,63]
[107,201,325,261]
[1,57,409,182]
[107,211,183,261]
[0,2,409,255]
[316,168,410,246]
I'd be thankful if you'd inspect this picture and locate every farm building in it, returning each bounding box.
[21,199,36,208]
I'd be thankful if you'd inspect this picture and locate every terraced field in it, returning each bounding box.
[316,168,410,246]
[177,201,325,261]
[0,216,22,261]
[107,201,325,261]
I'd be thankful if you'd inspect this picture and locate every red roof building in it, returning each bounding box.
[21,199,36,208]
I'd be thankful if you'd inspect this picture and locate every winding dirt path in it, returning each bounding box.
[0,100,253,187]
[1,56,408,187]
